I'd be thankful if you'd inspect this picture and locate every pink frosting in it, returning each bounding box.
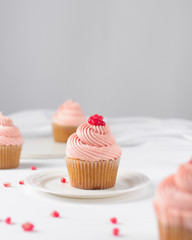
[175,163,192,193]
[154,162,192,230]
[52,100,86,127]
[0,114,24,146]
[66,122,122,161]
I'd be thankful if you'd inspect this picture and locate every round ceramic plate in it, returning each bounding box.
[25,168,150,199]
[21,137,66,159]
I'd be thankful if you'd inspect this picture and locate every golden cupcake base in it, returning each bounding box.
[158,221,192,240]
[0,145,22,169]
[66,157,120,190]
[52,123,77,143]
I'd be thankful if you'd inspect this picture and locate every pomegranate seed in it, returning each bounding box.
[60,178,66,183]
[110,217,117,224]
[22,222,34,231]
[19,180,24,185]
[51,211,60,218]
[88,114,106,126]
[31,166,36,170]
[113,228,119,236]
[5,217,11,224]
[88,118,94,124]
[3,182,11,187]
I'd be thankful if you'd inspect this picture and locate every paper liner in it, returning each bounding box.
[66,157,120,189]
[158,221,192,240]
[52,123,77,143]
[0,145,22,169]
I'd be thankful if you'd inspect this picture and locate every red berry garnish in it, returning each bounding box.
[60,178,66,183]
[51,211,60,218]
[97,120,101,125]
[5,217,11,224]
[19,180,24,185]
[110,217,117,224]
[22,222,34,231]
[98,115,103,120]
[113,228,119,236]
[88,118,94,125]
[88,114,106,126]
[3,182,11,187]
[189,158,192,164]
[31,166,37,170]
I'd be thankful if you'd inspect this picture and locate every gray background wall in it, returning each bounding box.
[0,0,192,118]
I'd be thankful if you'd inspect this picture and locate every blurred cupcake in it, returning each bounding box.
[154,159,192,240]
[52,100,86,143]
[0,113,24,169]
[66,114,122,190]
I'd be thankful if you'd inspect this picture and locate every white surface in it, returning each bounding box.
[0,117,192,239]
[21,137,66,159]
[25,169,150,199]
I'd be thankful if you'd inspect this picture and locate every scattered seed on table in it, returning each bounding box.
[51,211,60,218]
[5,217,11,224]
[110,217,117,224]
[19,180,24,185]
[3,182,11,187]
[22,222,34,232]
[113,228,119,236]
[31,166,37,170]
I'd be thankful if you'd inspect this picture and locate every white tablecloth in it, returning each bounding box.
[1,111,192,240]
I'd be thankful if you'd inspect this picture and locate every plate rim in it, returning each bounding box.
[24,168,151,199]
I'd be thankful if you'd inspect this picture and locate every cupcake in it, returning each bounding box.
[0,113,24,169]
[154,159,192,240]
[52,100,86,143]
[66,114,122,190]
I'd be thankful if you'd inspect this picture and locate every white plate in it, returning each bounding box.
[25,168,150,199]
[21,137,66,159]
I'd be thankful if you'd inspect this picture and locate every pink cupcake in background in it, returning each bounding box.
[66,114,122,190]
[52,100,86,143]
[0,113,24,169]
[154,159,192,240]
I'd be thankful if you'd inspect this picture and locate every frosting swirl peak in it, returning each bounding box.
[52,99,86,126]
[0,114,24,146]
[0,115,13,127]
[66,117,122,161]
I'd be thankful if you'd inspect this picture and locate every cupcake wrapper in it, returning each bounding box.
[66,157,120,190]
[52,123,77,143]
[158,221,192,240]
[0,145,22,169]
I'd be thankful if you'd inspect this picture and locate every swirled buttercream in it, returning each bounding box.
[66,121,122,161]
[52,99,86,126]
[175,163,192,193]
[0,114,24,146]
[154,161,192,230]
